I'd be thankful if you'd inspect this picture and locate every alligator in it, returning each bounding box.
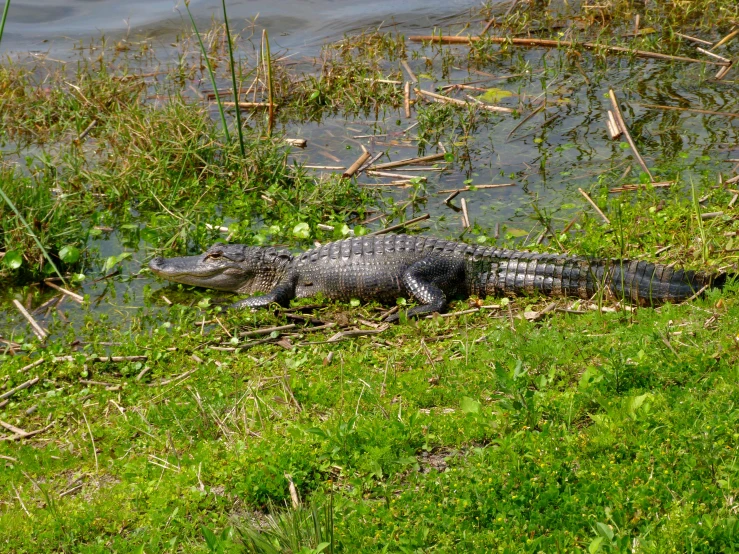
[148,234,727,320]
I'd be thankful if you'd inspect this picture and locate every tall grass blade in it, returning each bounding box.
[221,0,245,157]
[691,179,708,264]
[0,185,66,284]
[0,0,11,45]
[184,0,231,144]
[262,29,275,135]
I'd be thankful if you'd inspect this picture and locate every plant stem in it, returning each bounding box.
[0,185,66,284]
[262,29,274,135]
[184,0,231,144]
[691,179,708,264]
[221,0,245,157]
[0,0,11,45]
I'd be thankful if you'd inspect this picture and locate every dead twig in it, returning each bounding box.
[608,89,654,182]
[239,324,297,338]
[0,421,55,442]
[0,377,40,401]
[461,198,471,229]
[407,35,730,66]
[367,214,430,236]
[712,27,739,50]
[606,110,622,139]
[636,103,739,119]
[578,188,611,224]
[506,104,546,141]
[148,367,199,387]
[609,182,674,193]
[342,151,372,178]
[416,88,514,113]
[370,152,447,171]
[327,325,389,343]
[437,183,515,193]
[219,101,270,108]
[684,284,710,303]
[43,280,84,303]
[17,358,45,373]
[404,81,411,118]
[51,355,148,363]
[12,300,47,340]
[366,171,427,180]
[675,32,712,45]
[76,119,97,142]
[400,60,417,83]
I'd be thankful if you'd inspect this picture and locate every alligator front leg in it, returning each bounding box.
[387,257,464,322]
[230,275,297,310]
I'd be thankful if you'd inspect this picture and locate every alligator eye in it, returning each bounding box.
[205,252,222,260]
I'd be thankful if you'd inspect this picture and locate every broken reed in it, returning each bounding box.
[408,35,732,67]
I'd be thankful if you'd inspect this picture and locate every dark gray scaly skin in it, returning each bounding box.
[148,234,725,320]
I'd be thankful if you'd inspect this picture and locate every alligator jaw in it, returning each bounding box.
[149,254,249,292]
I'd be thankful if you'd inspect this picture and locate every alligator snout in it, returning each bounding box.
[148,257,166,272]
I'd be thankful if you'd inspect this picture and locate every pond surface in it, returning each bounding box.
[1,0,738,346]
[1,0,480,57]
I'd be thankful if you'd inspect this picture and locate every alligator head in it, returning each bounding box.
[149,243,293,294]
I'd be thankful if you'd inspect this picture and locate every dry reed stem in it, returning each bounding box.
[17,358,45,373]
[416,88,514,113]
[607,110,622,139]
[437,183,515,193]
[404,81,411,118]
[220,101,270,108]
[44,281,84,303]
[444,190,460,204]
[0,422,55,442]
[609,182,674,193]
[401,60,417,82]
[408,35,730,66]
[367,214,430,236]
[370,153,446,170]
[367,171,427,180]
[695,47,731,63]
[343,151,372,178]
[711,27,739,50]
[12,300,47,340]
[481,18,496,35]
[637,103,739,118]
[578,188,611,224]
[0,377,40,401]
[608,89,654,181]
[461,198,471,229]
[675,32,712,45]
[239,324,297,338]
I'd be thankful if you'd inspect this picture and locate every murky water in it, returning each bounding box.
[1,0,480,57]
[1,0,738,344]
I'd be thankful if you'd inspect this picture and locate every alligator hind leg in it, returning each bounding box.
[387,257,464,322]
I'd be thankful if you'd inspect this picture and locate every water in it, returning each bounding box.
[1,0,481,57]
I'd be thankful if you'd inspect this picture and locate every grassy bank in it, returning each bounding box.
[2,0,739,551]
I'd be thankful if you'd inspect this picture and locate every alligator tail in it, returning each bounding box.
[607,260,726,305]
[478,252,726,305]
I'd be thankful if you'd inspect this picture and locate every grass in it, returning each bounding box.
[1,0,739,551]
